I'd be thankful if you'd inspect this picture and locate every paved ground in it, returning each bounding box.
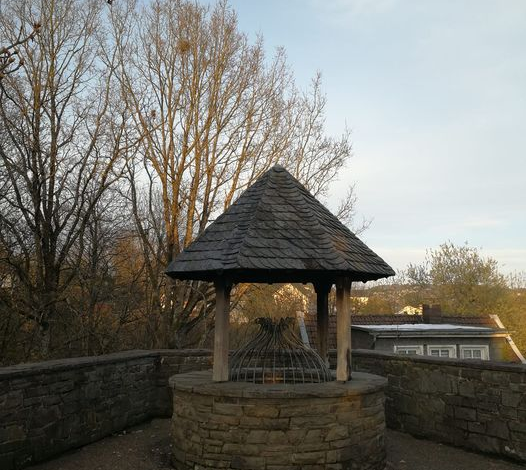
[29,419,524,470]
[386,430,524,470]
[30,420,172,470]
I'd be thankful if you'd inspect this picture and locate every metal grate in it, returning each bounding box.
[229,317,333,384]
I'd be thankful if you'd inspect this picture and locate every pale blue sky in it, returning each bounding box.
[227,0,526,274]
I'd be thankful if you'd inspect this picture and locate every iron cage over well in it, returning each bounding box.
[229,317,332,384]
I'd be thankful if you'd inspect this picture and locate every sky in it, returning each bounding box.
[224,0,526,275]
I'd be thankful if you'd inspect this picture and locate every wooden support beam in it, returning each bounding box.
[336,277,352,382]
[213,279,232,382]
[314,282,331,366]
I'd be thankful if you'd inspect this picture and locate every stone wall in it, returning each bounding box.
[155,349,213,416]
[171,370,387,470]
[352,349,526,462]
[3,347,526,469]
[0,349,212,470]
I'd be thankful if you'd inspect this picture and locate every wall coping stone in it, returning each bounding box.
[351,348,526,373]
[0,349,212,379]
[169,370,386,398]
[2,347,523,379]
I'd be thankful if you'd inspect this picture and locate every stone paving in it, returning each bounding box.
[27,419,525,470]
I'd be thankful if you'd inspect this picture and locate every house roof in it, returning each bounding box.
[352,323,502,338]
[353,324,493,331]
[350,314,497,328]
[166,166,395,284]
[302,312,506,350]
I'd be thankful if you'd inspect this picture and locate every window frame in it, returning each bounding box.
[460,345,490,360]
[427,345,457,358]
[394,345,424,356]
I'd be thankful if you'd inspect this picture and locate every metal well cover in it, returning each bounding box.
[229,317,333,384]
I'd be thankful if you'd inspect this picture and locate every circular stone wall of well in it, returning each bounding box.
[169,370,387,470]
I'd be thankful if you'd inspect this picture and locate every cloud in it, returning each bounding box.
[309,0,396,25]
[456,218,504,229]
[438,217,506,231]
[371,246,526,275]
[370,246,427,272]
[483,249,526,274]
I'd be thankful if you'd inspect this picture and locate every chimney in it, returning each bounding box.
[422,304,442,324]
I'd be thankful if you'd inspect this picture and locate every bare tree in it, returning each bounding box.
[0,21,40,79]
[0,0,365,361]
[109,0,357,347]
[0,0,128,358]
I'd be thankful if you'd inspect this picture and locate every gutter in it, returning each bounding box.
[368,333,509,339]
[376,333,509,338]
[351,325,509,339]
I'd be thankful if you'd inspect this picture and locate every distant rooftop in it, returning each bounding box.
[352,323,504,337]
[350,314,498,328]
[354,324,494,331]
[303,312,506,350]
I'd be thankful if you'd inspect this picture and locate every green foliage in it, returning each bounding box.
[401,242,526,353]
[406,242,507,315]
[497,273,526,354]
[351,294,396,314]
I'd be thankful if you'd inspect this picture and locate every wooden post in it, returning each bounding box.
[213,279,231,382]
[336,277,352,382]
[314,282,331,367]
[346,280,352,379]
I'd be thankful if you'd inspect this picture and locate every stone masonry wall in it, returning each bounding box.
[3,347,526,468]
[155,349,213,416]
[0,349,212,470]
[171,370,387,470]
[352,349,526,462]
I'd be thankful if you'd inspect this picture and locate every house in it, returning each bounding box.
[302,304,525,363]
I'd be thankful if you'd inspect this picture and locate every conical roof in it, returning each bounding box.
[166,166,394,284]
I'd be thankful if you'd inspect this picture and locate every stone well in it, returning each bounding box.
[170,370,387,470]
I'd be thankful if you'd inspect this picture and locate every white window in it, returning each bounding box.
[394,345,424,356]
[460,345,489,360]
[427,345,457,358]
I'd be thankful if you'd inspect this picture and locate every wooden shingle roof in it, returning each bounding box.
[166,166,395,284]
